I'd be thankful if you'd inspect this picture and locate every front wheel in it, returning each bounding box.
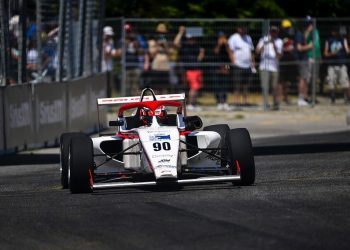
[226,128,255,185]
[60,132,85,189]
[68,135,94,193]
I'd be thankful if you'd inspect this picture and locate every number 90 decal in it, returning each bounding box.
[153,142,171,151]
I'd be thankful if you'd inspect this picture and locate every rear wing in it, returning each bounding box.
[97,93,186,105]
[96,93,187,136]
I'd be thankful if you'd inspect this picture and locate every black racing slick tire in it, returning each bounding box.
[203,124,230,167]
[226,128,255,185]
[60,132,85,189]
[68,135,94,193]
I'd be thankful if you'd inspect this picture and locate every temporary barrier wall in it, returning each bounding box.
[34,82,67,146]
[3,84,35,152]
[1,73,107,154]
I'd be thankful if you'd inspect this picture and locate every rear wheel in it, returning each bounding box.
[226,128,255,185]
[203,124,230,168]
[68,135,94,193]
[60,132,84,188]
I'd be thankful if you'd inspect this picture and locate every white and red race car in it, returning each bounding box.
[60,88,255,193]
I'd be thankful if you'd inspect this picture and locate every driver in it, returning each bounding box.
[139,108,153,126]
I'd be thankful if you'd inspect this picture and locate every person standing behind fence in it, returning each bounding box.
[143,23,170,93]
[256,26,283,110]
[305,17,321,101]
[125,32,142,96]
[279,19,297,104]
[295,23,313,107]
[213,31,232,111]
[228,26,256,106]
[324,27,350,103]
[102,26,120,97]
[174,26,205,111]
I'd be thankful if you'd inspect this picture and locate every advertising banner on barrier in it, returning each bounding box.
[0,87,4,154]
[34,83,67,146]
[4,84,35,151]
[67,78,90,132]
[88,74,107,130]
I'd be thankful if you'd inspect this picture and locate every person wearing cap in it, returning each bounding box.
[256,26,283,110]
[228,26,256,106]
[324,27,350,103]
[279,19,297,105]
[102,26,120,97]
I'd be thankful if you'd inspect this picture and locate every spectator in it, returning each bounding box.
[324,27,350,103]
[26,39,39,82]
[295,22,313,106]
[175,26,205,111]
[125,32,142,96]
[256,26,283,110]
[213,31,232,111]
[102,26,120,97]
[228,26,256,106]
[305,16,321,100]
[279,19,297,104]
[143,23,170,93]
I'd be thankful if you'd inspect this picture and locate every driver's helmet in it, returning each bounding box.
[139,107,153,126]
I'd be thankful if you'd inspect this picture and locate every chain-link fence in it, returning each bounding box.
[0,0,104,85]
[103,17,350,109]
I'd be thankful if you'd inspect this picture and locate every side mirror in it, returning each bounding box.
[109,120,124,127]
[183,116,203,130]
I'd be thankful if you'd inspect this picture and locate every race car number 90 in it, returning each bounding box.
[153,142,171,151]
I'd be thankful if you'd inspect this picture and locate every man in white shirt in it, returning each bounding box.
[256,26,283,110]
[228,26,255,106]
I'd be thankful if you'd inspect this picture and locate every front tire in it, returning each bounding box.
[226,128,255,185]
[68,135,94,193]
[60,132,85,188]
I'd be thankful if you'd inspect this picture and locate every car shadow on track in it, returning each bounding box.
[92,183,243,196]
[253,142,350,156]
[0,153,59,166]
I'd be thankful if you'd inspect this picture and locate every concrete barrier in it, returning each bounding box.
[88,74,107,131]
[3,84,35,152]
[34,82,67,146]
[0,87,4,155]
[1,73,107,154]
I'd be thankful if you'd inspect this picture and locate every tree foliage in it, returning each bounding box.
[105,0,350,18]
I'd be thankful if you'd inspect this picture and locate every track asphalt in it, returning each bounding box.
[0,131,349,250]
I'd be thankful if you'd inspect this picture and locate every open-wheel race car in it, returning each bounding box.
[60,88,255,193]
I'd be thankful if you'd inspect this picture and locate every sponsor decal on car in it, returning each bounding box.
[155,165,176,169]
[158,159,170,163]
[149,134,171,141]
[151,154,174,158]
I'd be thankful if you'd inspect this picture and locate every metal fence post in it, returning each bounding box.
[96,0,105,73]
[77,0,87,77]
[56,0,66,82]
[262,19,269,110]
[121,17,126,96]
[35,0,42,81]
[0,0,10,85]
[66,0,74,80]
[311,18,317,107]
[18,0,27,84]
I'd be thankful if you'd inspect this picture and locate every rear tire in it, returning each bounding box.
[226,128,255,185]
[203,124,230,167]
[60,132,84,188]
[68,135,94,193]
